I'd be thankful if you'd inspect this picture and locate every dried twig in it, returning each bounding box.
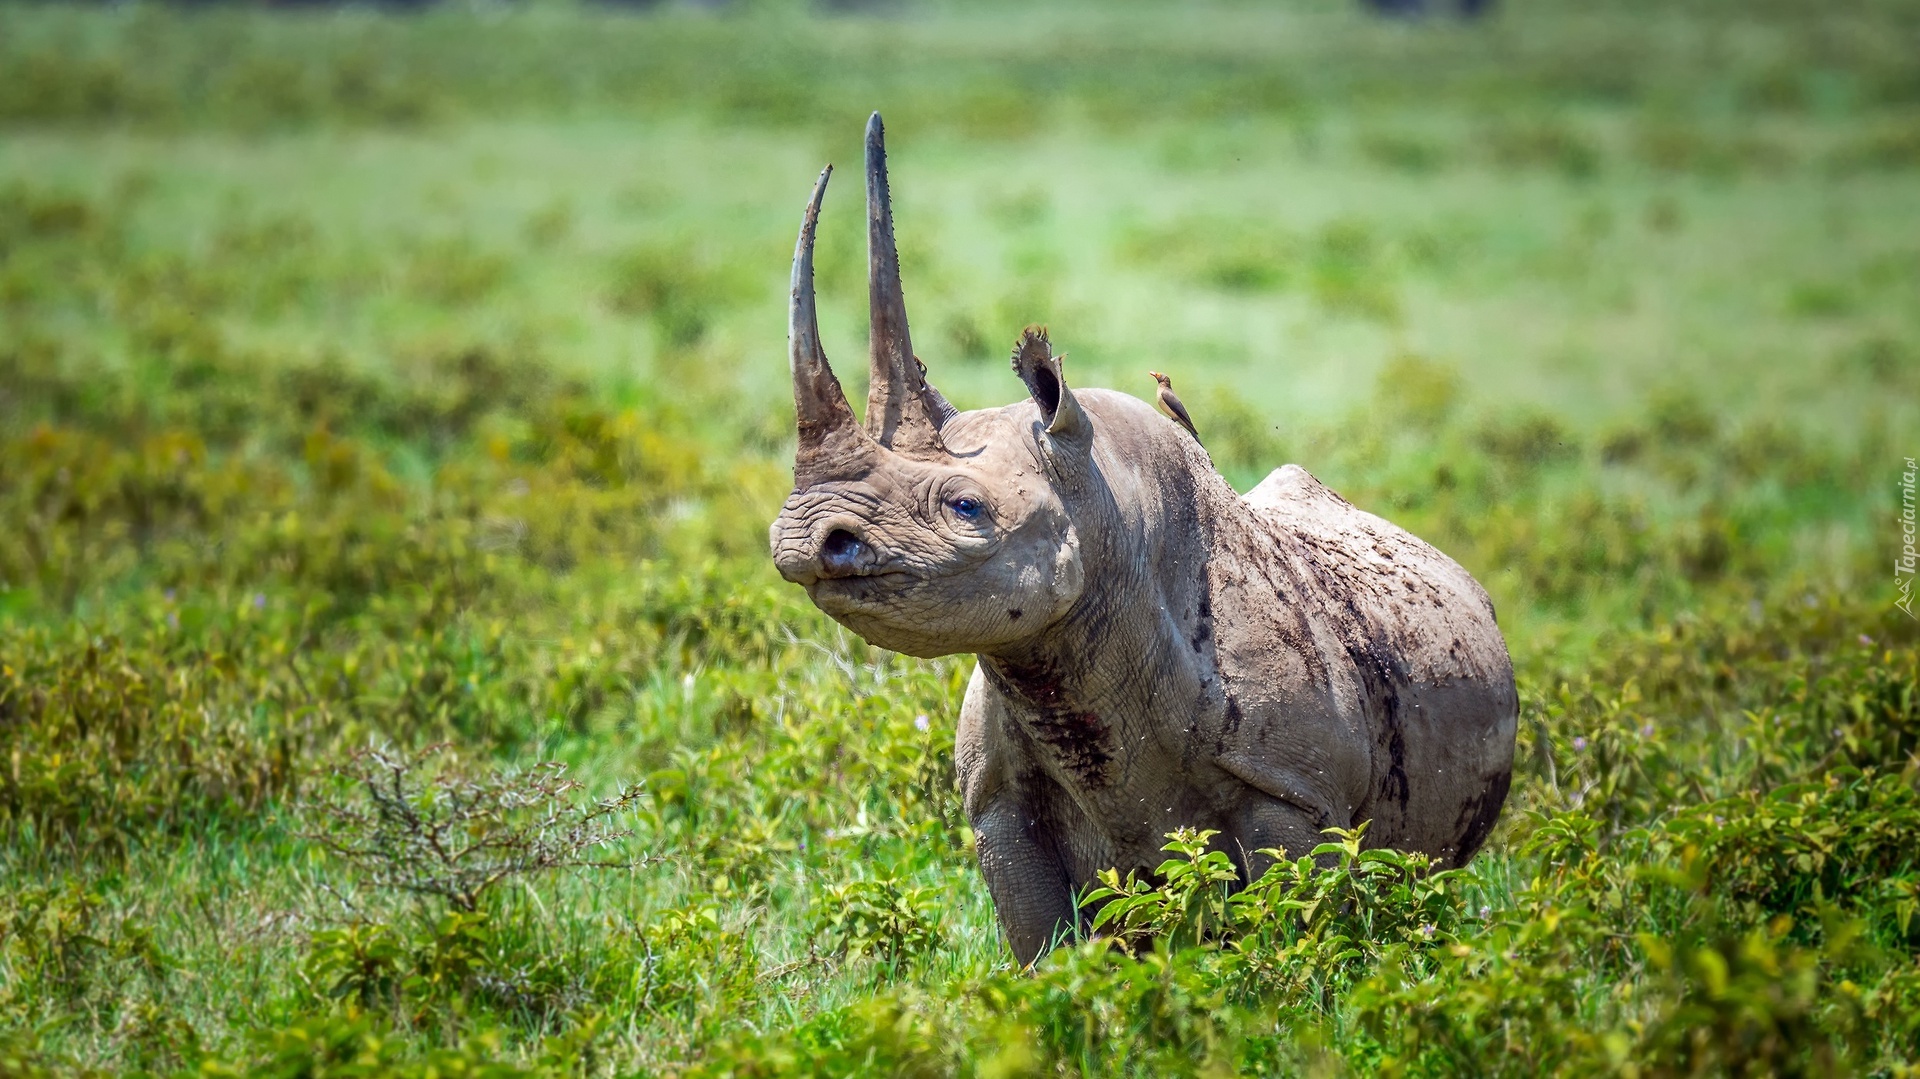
[300,743,655,912]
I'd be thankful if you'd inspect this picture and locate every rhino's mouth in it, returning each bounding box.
[806,567,936,620]
[808,569,913,599]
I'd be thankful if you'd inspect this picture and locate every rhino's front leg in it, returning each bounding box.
[958,664,1079,965]
[971,792,1079,965]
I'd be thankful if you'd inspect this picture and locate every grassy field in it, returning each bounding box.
[2,0,1918,1074]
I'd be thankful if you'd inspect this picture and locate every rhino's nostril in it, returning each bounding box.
[819,528,867,576]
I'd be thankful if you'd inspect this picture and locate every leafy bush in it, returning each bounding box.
[298,908,596,1029]
[1671,770,1920,938]
[0,880,170,1010]
[197,1013,586,1079]
[0,629,299,850]
[1084,828,1245,954]
[812,878,944,964]
[1088,826,1464,1004]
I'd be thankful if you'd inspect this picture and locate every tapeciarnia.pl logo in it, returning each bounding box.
[1899,456,1917,620]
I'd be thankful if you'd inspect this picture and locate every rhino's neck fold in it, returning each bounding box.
[979,443,1231,794]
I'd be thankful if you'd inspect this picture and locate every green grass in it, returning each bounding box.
[1,0,1918,1074]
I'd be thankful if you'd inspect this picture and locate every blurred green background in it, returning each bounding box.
[2,1,1918,1074]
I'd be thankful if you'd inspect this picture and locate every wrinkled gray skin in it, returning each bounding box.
[771,115,1519,966]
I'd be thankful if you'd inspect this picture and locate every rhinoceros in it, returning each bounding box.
[770,114,1519,964]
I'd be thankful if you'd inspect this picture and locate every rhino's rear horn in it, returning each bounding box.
[789,164,877,486]
[1012,325,1087,440]
[864,112,951,456]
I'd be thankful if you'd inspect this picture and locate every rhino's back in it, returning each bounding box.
[1229,465,1518,866]
[1242,464,1503,659]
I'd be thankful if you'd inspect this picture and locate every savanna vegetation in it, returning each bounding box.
[1,0,1918,1073]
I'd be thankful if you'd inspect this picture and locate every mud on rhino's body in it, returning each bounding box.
[771,115,1518,964]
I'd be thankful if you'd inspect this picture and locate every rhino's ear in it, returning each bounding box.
[1011,325,1088,443]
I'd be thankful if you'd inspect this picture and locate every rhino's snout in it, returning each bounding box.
[773,517,893,587]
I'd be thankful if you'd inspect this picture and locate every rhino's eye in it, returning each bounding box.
[949,496,984,520]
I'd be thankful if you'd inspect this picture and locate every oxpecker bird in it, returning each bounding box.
[1148,371,1202,445]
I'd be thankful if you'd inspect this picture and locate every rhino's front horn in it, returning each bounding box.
[864,112,951,456]
[789,165,876,486]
